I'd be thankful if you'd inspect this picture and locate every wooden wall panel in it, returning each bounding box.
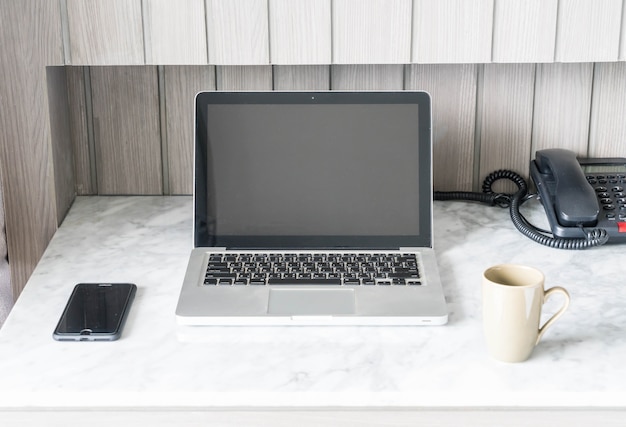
[555,0,623,62]
[532,63,593,156]
[492,0,557,63]
[163,66,216,195]
[90,67,162,194]
[206,0,270,65]
[216,66,273,90]
[0,0,64,297]
[413,0,493,63]
[273,66,330,90]
[589,63,626,158]
[56,0,626,66]
[66,0,144,65]
[66,67,95,195]
[332,0,411,64]
[478,64,536,191]
[269,0,331,65]
[621,3,626,61]
[331,65,404,90]
[46,66,75,222]
[143,0,208,65]
[405,65,478,191]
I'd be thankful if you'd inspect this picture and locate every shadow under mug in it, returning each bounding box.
[482,264,570,363]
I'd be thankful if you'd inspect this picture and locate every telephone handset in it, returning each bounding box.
[530,148,626,242]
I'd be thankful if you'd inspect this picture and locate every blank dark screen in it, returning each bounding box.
[203,103,422,239]
[56,284,130,333]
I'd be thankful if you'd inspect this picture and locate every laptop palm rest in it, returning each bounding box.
[268,289,355,315]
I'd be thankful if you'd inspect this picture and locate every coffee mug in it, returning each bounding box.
[482,264,570,363]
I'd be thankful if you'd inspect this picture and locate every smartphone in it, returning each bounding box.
[53,283,137,341]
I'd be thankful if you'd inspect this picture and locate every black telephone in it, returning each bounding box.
[434,148,626,249]
[530,149,626,243]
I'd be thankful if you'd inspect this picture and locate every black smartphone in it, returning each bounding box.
[53,283,137,341]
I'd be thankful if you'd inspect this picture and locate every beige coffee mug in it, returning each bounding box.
[482,264,570,363]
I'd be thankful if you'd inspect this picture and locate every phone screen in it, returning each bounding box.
[53,283,136,341]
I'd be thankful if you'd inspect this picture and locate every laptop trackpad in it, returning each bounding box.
[268,289,355,315]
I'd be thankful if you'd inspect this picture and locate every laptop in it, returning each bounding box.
[175,91,448,325]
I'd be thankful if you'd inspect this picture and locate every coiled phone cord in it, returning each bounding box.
[434,170,609,249]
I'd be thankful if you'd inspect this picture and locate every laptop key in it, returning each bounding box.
[268,278,342,286]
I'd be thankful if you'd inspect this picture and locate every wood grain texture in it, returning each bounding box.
[405,65,478,191]
[90,67,162,194]
[478,64,536,191]
[269,0,331,64]
[206,0,270,65]
[589,63,626,158]
[413,0,494,63]
[216,66,273,90]
[273,65,330,90]
[555,0,623,62]
[143,0,208,65]
[66,67,95,195]
[330,65,404,90]
[66,0,144,65]
[532,63,593,156]
[621,4,626,61]
[492,0,558,63]
[332,0,411,64]
[0,0,64,297]
[163,66,216,195]
[46,66,76,222]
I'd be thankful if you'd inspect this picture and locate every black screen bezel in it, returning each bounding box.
[193,91,433,249]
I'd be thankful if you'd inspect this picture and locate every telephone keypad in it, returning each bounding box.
[587,175,626,221]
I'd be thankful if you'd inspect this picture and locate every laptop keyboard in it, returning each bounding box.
[203,253,422,286]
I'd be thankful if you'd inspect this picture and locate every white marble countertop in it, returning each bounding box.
[1,196,625,412]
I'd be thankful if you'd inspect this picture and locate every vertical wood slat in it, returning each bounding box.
[46,67,75,222]
[206,0,269,65]
[269,0,331,65]
[413,0,493,64]
[589,63,626,157]
[332,0,412,64]
[478,64,536,191]
[66,67,95,195]
[621,4,626,61]
[555,0,623,62]
[0,0,64,297]
[406,65,478,191]
[331,65,404,90]
[531,63,593,156]
[66,0,144,65]
[273,66,330,90]
[90,67,162,194]
[143,0,208,65]
[216,66,273,90]
[163,66,216,195]
[492,0,558,63]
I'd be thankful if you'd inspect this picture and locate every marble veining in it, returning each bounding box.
[0,196,625,409]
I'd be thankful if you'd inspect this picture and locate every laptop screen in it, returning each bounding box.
[194,91,432,249]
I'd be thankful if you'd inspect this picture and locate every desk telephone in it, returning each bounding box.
[530,149,626,243]
[435,148,626,249]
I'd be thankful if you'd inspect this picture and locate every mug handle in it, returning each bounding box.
[536,286,571,345]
